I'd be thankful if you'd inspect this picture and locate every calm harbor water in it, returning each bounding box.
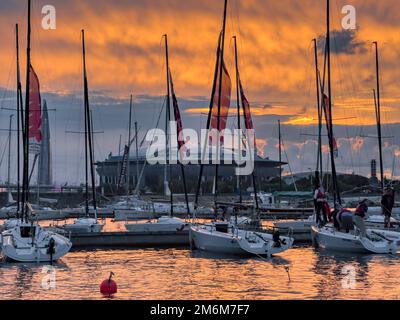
[1,245,400,300]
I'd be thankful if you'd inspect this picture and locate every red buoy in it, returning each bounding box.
[100,272,117,296]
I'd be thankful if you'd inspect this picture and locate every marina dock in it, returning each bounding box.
[67,230,190,249]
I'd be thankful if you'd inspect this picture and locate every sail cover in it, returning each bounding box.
[210,46,231,134]
[239,79,254,131]
[322,94,338,158]
[169,71,185,151]
[28,64,43,154]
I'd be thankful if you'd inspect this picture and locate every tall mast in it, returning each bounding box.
[127,94,133,201]
[22,0,32,220]
[164,34,173,215]
[326,0,341,205]
[167,58,191,216]
[118,135,122,156]
[214,0,228,208]
[373,42,384,190]
[313,38,323,177]
[82,30,89,215]
[233,36,242,203]
[7,115,14,199]
[135,121,139,187]
[16,23,23,217]
[194,40,221,211]
[278,120,282,191]
[233,35,259,210]
[82,29,97,216]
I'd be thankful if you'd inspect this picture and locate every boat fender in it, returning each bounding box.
[100,272,118,296]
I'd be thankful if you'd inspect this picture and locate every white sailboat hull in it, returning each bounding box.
[190,226,244,255]
[63,223,104,234]
[62,218,104,234]
[311,225,368,253]
[125,217,188,233]
[311,225,399,254]
[1,228,72,263]
[276,215,400,242]
[190,225,294,256]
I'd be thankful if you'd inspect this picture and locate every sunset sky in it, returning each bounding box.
[1,0,400,184]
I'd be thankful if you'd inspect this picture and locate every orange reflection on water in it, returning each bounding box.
[1,245,400,300]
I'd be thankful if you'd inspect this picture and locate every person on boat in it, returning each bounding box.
[382,186,395,228]
[353,199,368,237]
[333,203,353,232]
[313,182,327,226]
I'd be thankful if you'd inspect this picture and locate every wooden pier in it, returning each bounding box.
[67,230,190,249]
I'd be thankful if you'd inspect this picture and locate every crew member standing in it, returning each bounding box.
[382,186,395,228]
[314,182,327,226]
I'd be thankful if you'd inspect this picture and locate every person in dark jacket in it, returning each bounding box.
[382,186,395,228]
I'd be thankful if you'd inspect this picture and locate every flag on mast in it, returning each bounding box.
[28,64,43,154]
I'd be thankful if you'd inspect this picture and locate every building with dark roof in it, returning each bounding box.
[96,148,286,194]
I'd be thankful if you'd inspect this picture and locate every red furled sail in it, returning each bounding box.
[28,64,43,154]
[322,93,338,158]
[210,47,231,134]
[169,71,185,152]
[239,79,254,130]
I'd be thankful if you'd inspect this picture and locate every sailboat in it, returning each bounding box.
[61,30,104,234]
[190,0,293,256]
[125,34,190,233]
[1,0,71,262]
[275,16,400,243]
[310,0,400,254]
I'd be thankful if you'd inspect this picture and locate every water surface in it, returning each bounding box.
[1,246,399,300]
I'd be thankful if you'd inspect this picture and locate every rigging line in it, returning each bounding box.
[133,96,166,195]
[331,33,356,174]
[0,53,15,111]
[378,45,394,144]
[0,135,10,174]
[333,0,361,105]
[281,139,297,192]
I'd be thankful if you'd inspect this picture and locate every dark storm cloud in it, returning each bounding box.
[317,30,367,55]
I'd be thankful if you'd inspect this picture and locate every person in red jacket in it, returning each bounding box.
[314,183,327,226]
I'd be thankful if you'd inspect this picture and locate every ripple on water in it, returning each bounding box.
[1,247,400,300]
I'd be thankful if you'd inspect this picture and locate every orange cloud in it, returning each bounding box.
[1,0,400,126]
